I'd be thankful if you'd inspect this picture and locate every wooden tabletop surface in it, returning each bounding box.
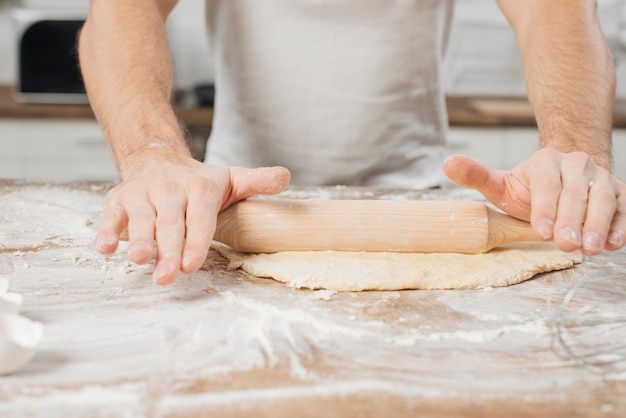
[0,182,624,418]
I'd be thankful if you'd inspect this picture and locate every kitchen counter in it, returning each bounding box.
[0,181,624,417]
[3,85,626,128]
[0,85,213,125]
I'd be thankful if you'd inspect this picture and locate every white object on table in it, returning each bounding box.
[0,312,44,375]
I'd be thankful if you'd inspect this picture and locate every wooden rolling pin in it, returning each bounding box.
[213,199,541,254]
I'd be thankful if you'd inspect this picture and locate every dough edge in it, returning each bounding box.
[212,242,583,291]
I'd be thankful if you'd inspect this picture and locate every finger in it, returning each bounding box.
[151,185,187,286]
[443,154,511,209]
[181,180,221,273]
[95,194,127,255]
[226,166,291,207]
[523,149,562,240]
[153,221,185,285]
[580,177,618,255]
[552,153,595,252]
[125,202,157,265]
[605,186,626,251]
[443,155,496,190]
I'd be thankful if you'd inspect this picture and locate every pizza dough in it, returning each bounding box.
[213,242,582,291]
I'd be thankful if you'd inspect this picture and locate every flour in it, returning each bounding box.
[389,320,549,346]
[310,289,337,300]
[0,184,624,416]
[0,185,105,256]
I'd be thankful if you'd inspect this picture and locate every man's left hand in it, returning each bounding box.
[444,149,626,255]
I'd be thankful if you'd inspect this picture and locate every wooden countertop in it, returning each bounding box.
[3,84,626,128]
[0,85,213,125]
[0,181,624,418]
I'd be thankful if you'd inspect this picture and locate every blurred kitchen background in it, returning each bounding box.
[1,0,625,183]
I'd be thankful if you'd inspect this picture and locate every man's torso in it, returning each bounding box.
[204,0,454,188]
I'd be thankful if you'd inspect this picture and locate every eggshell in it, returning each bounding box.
[0,277,22,314]
[0,292,22,314]
[0,312,44,375]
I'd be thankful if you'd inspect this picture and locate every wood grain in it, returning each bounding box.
[0,183,624,418]
[214,199,539,253]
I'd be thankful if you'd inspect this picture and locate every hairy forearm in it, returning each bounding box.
[500,0,615,170]
[78,0,190,178]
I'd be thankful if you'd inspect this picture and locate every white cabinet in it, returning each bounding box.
[0,118,119,181]
[446,126,539,184]
[447,126,626,183]
[1,120,624,184]
[446,126,506,170]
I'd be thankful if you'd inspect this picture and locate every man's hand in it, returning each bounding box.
[95,159,290,285]
[444,150,626,256]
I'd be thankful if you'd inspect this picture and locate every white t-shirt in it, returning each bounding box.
[204,0,454,189]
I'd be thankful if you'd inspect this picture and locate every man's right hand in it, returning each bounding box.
[94,158,290,285]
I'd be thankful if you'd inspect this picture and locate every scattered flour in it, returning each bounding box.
[0,184,624,416]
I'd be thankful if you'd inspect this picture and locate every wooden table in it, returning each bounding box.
[0,181,624,418]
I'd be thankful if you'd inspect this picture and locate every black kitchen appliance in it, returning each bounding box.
[12,9,88,103]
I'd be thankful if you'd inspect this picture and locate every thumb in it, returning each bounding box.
[443,155,507,205]
[227,166,291,204]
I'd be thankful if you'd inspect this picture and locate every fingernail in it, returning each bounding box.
[582,232,603,253]
[608,231,624,246]
[558,227,581,246]
[182,251,195,269]
[153,260,171,284]
[96,234,116,250]
[537,218,554,240]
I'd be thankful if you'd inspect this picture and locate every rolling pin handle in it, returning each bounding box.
[486,207,540,251]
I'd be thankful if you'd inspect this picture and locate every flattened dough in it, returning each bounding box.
[213,242,582,291]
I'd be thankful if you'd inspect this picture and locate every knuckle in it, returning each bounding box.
[188,176,218,195]
[594,186,618,203]
[158,179,182,196]
[562,187,588,204]
[570,151,592,164]
[103,198,125,218]
[560,151,594,174]
[103,188,122,206]
[156,215,185,231]
[128,208,156,225]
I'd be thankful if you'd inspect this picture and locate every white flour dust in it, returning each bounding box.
[0,184,624,417]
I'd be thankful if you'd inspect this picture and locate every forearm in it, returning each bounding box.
[78,0,190,178]
[499,0,615,170]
